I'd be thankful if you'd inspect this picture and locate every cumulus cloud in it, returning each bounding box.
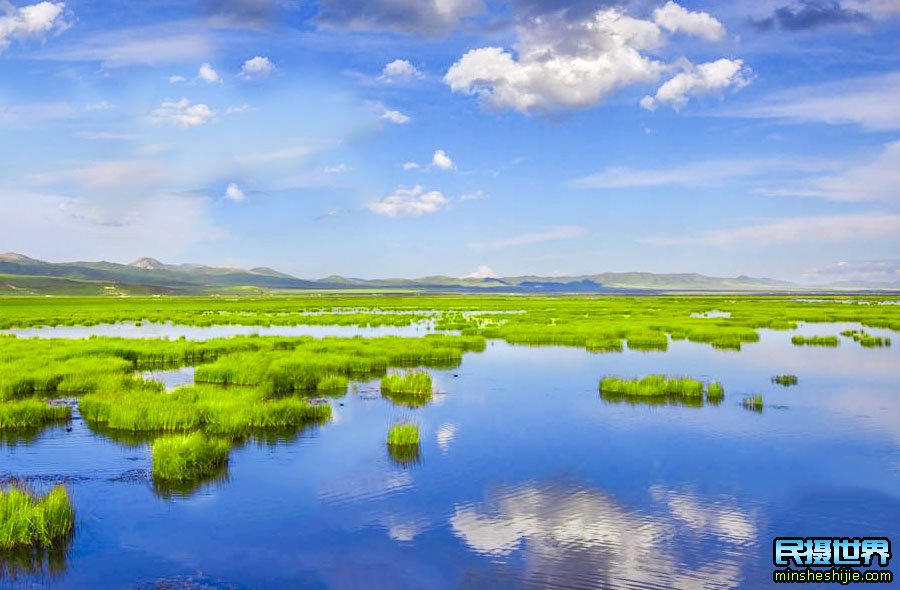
[464,265,496,279]
[368,185,448,216]
[380,59,423,82]
[402,161,420,170]
[317,0,485,37]
[149,98,215,128]
[444,4,733,114]
[645,213,900,247]
[0,1,68,52]
[641,59,751,111]
[431,149,455,170]
[653,1,726,40]
[372,102,411,124]
[198,62,220,83]
[169,74,186,84]
[239,55,276,79]
[224,182,245,202]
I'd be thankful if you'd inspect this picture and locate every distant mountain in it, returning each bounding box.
[1,253,897,296]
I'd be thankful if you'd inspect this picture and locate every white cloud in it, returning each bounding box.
[444,4,736,114]
[380,108,410,124]
[224,182,245,202]
[402,161,420,170]
[464,265,496,279]
[149,98,215,128]
[0,1,68,52]
[471,225,586,250]
[460,190,485,201]
[84,100,111,112]
[729,70,900,131]
[653,1,726,41]
[29,160,164,190]
[323,163,349,173]
[801,259,900,284]
[645,213,900,247]
[641,59,751,111]
[225,103,253,114]
[198,62,220,83]
[571,157,832,189]
[169,74,186,84]
[37,23,211,68]
[773,140,900,204]
[380,59,423,81]
[239,55,276,79]
[0,190,223,262]
[431,149,455,170]
[0,101,76,126]
[236,144,319,164]
[368,185,448,216]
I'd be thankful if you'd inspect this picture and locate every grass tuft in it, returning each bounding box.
[387,421,420,446]
[0,400,70,430]
[772,375,798,386]
[741,394,764,412]
[151,433,230,482]
[0,485,74,550]
[791,335,839,347]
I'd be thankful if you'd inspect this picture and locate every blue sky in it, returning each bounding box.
[1,0,899,282]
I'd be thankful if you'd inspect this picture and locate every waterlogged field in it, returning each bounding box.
[0,295,898,589]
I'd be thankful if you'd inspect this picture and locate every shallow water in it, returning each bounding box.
[1,324,898,589]
[1,321,440,340]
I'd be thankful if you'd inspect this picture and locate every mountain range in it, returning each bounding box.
[0,253,895,296]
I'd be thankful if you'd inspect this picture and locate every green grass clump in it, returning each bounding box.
[791,335,839,347]
[387,422,420,446]
[0,400,70,429]
[80,384,331,435]
[381,372,432,396]
[599,375,725,406]
[772,375,799,386]
[706,381,725,402]
[742,394,764,412]
[151,433,230,482]
[0,485,74,550]
[600,375,703,397]
[842,329,892,347]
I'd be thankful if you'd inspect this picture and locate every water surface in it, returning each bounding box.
[1,324,898,589]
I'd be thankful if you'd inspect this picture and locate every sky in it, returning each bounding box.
[0,0,899,282]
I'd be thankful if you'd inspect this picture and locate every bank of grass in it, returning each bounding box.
[841,329,891,348]
[772,375,799,386]
[151,433,230,482]
[791,335,839,347]
[382,372,432,396]
[0,485,74,550]
[0,400,70,429]
[79,384,331,435]
[742,394,764,412]
[599,375,724,406]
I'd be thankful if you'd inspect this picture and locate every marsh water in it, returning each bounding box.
[2,323,899,589]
